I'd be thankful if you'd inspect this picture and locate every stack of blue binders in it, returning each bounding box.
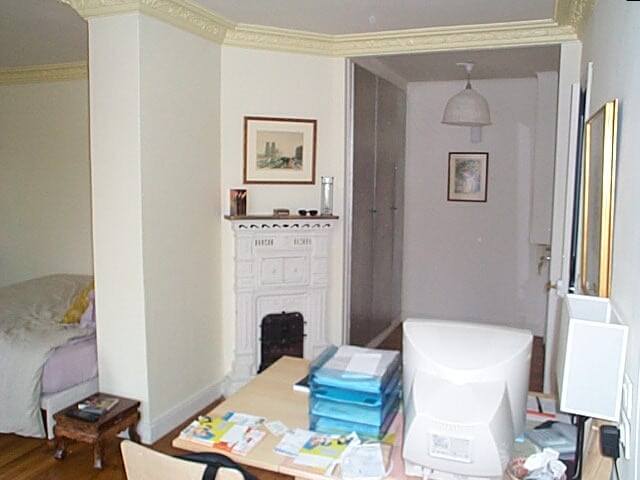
[308,345,401,439]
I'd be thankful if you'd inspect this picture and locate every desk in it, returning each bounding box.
[172,357,400,479]
[173,357,610,480]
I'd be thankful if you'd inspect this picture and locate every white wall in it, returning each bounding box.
[89,12,151,435]
[0,79,92,287]
[220,46,346,372]
[139,15,222,426]
[581,1,640,477]
[403,78,550,335]
[89,12,222,442]
[530,71,558,246]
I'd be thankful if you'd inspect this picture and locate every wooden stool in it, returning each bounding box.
[53,394,140,469]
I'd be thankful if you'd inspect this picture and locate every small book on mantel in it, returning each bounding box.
[77,395,120,416]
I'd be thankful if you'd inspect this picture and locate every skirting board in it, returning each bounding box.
[366,317,403,349]
[137,382,222,444]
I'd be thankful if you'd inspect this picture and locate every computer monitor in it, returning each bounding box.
[403,319,532,480]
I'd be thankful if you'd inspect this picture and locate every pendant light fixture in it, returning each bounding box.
[442,62,491,142]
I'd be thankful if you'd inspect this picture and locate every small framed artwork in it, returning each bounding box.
[243,116,317,184]
[447,152,489,202]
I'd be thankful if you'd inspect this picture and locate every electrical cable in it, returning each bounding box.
[614,459,620,480]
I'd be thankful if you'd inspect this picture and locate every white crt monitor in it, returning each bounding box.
[403,319,532,480]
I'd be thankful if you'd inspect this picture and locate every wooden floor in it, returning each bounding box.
[0,324,544,480]
[0,400,289,480]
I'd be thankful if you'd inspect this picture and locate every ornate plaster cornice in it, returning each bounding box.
[224,24,334,55]
[555,0,597,36]
[59,0,578,57]
[59,0,232,43]
[331,20,576,57]
[0,62,88,86]
[224,20,576,57]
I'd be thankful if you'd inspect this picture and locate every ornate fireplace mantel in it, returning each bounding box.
[223,216,338,395]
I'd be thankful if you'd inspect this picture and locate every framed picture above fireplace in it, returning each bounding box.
[244,116,317,184]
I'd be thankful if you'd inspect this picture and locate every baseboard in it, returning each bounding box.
[137,381,223,444]
[366,317,403,349]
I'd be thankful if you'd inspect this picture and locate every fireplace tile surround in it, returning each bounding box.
[223,217,338,395]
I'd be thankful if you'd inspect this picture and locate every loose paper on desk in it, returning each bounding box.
[223,411,265,427]
[274,429,315,457]
[265,420,288,436]
[341,443,386,480]
[232,429,266,456]
[221,425,250,445]
[346,354,382,376]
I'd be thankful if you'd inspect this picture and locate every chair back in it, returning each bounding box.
[121,440,244,480]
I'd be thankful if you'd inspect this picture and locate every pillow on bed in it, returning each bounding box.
[61,281,94,324]
[79,290,96,329]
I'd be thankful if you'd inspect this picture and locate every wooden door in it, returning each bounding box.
[350,65,377,345]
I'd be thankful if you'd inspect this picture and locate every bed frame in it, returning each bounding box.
[40,377,99,439]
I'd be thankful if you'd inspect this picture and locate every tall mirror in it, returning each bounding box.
[580,99,618,297]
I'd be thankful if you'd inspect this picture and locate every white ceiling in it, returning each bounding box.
[0,0,558,68]
[200,0,556,35]
[369,46,561,82]
[0,0,87,68]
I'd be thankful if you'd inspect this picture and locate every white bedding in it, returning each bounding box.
[0,274,94,437]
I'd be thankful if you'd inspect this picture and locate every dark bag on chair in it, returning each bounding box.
[177,452,259,480]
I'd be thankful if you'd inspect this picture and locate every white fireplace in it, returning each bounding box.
[223,217,338,395]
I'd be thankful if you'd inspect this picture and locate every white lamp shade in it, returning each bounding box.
[442,87,491,127]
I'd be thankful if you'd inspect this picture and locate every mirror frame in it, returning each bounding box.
[580,99,618,297]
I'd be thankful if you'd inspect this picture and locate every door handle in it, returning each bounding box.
[538,254,551,274]
[545,281,557,292]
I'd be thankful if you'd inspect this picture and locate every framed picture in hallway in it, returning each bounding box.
[243,116,317,184]
[447,152,488,202]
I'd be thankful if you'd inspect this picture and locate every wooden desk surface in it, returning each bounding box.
[173,357,313,475]
[173,357,610,480]
[172,357,397,479]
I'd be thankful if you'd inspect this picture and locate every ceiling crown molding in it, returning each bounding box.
[59,0,232,43]
[224,19,576,57]
[59,0,578,57]
[0,62,88,86]
[555,0,597,36]
[331,20,575,57]
[225,24,334,55]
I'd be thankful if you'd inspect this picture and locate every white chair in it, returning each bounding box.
[121,440,244,480]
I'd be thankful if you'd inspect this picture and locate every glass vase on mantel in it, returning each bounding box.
[320,176,334,216]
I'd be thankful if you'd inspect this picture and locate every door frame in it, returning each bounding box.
[341,58,356,344]
[543,41,582,392]
[341,44,583,378]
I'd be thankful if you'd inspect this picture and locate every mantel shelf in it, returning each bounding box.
[224,214,339,220]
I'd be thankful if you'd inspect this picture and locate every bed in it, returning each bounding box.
[0,274,98,439]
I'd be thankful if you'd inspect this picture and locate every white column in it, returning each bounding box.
[88,11,223,443]
[88,12,151,425]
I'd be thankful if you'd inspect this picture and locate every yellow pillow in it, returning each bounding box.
[61,282,94,324]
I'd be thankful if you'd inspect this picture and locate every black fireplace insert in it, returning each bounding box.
[259,311,305,372]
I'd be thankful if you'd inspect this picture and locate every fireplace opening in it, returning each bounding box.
[259,311,305,372]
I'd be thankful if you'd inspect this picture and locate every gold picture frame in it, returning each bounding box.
[580,99,618,297]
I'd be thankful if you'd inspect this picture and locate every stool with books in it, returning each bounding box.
[53,393,140,469]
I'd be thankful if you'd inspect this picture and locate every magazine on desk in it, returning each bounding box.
[275,430,359,474]
[179,415,265,455]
